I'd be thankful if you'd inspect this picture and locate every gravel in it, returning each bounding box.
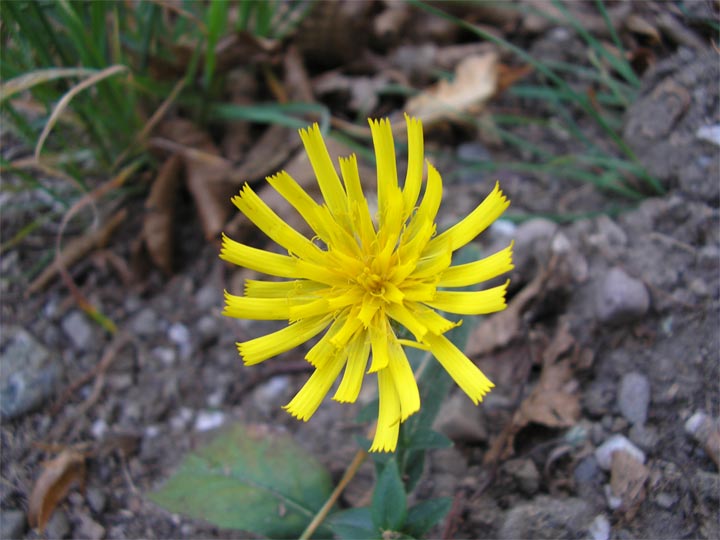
[617,372,651,425]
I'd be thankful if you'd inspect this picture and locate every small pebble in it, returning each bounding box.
[0,510,26,539]
[617,372,651,425]
[502,459,540,495]
[131,308,159,337]
[86,487,107,513]
[588,514,611,540]
[45,510,71,539]
[595,435,646,470]
[194,410,225,432]
[91,419,108,439]
[596,267,650,325]
[654,491,678,509]
[629,424,659,451]
[151,346,176,366]
[75,514,105,540]
[61,311,94,350]
[168,322,192,358]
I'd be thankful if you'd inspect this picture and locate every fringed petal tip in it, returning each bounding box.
[282,403,311,422]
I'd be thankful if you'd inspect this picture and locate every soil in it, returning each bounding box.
[1,3,719,540]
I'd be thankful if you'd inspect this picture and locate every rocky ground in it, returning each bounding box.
[1,4,719,540]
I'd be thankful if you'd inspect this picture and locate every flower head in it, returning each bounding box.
[220,115,512,452]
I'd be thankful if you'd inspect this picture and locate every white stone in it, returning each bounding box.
[595,434,646,470]
[194,410,225,432]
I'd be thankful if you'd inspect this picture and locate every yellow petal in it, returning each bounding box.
[288,297,331,322]
[369,368,401,452]
[298,123,349,224]
[438,241,514,288]
[425,279,509,315]
[402,114,424,219]
[237,314,332,365]
[266,171,338,246]
[368,317,392,372]
[406,162,442,239]
[330,307,364,348]
[305,314,346,368]
[426,181,509,253]
[333,332,370,403]
[385,302,427,342]
[339,154,375,246]
[284,351,347,421]
[220,233,298,278]
[231,184,322,262]
[244,279,325,298]
[223,290,291,320]
[387,342,420,421]
[406,302,461,335]
[424,332,494,404]
[369,118,398,229]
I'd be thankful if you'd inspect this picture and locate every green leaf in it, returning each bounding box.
[405,429,453,451]
[148,423,333,539]
[371,459,407,532]
[325,507,380,540]
[403,498,453,538]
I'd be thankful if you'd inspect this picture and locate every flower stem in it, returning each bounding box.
[299,448,368,540]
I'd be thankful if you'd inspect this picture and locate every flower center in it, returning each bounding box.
[357,267,386,297]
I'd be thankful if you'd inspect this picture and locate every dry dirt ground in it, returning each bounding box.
[1,4,719,540]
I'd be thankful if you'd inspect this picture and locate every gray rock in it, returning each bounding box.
[75,513,105,540]
[61,311,94,350]
[595,435,646,470]
[654,491,679,509]
[502,458,540,495]
[433,391,487,443]
[628,424,659,451]
[431,447,468,477]
[456,142,492,184]
[595,267,650,325]
[168,322,192,359]
[195,284,222,311]
[583,381,615,417]
[617,372,651,425]
[511,218,558,278]
[252,376,291,415]
[130,308,159,337]
[0,328,60,419]
[0,509,26,539]
[86,487,107,513]
[45,509,71,539]
[498,496,594,540]
[196,315,219,346]
[693,470,719,502]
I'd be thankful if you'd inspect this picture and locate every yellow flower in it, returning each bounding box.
[220,115,512,452]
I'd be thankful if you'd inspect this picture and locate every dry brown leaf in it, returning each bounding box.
[610,450,649,519]
[405,52,498,125]
[228,125,300,187]
[157,119,234,240]
[467,268,547,357]
[143,154,182,275]
[484,321,582,465]
[27,449,86,532]
[496,63,533,95]
[624,13,662,45]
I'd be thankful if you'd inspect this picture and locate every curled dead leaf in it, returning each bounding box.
[27,449,86,532]
[405,52,498,125]
[143,154,182,275]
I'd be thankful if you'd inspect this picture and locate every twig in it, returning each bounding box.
[47,333,133,441]
[299,449,368,540]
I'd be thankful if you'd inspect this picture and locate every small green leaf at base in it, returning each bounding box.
[148,423,333,539]
[371,458,407,532]
[325,507,379,540]
[403,497,453,538]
